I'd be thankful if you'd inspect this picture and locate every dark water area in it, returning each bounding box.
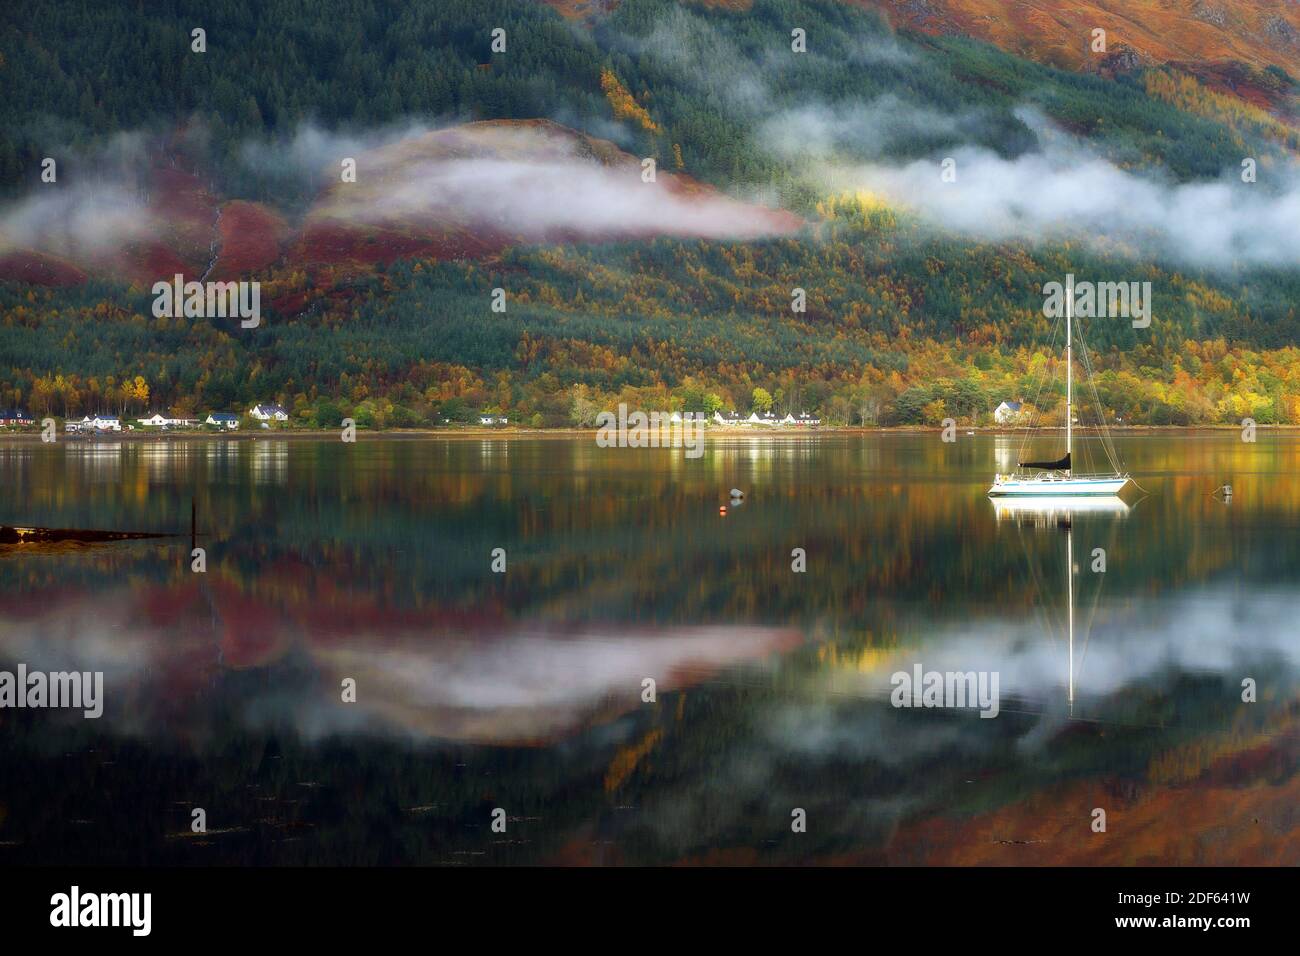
[0,432,1297,865]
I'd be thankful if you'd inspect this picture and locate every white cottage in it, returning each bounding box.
[994,401,1025,425]
[68,414,121,432]
[140,413,198,428]
[249,403,289,422]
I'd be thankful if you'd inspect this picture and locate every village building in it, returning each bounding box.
[249,403,289,422]
[0,409,34,427]
[138,413,198,428]
[994,400,1025,425]
[206,412,240,430]
[66,414,121,432]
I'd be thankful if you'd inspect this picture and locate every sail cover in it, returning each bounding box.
[1018,451,1070,471]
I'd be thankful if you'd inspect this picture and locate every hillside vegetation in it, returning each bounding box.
[0,0,1297,428]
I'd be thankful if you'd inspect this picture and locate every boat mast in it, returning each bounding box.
[1067,520,1074,713]
[1065,274,1072,475]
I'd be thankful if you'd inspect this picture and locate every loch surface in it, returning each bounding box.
[0,432,1296,865]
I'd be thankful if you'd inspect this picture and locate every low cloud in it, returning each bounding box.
[1,117,800,265]
[761,95,988,162]
[0,185,156,256]
[303,121,800,241]
[846,139,1300,269]
[236,120,436,182]
[0,133,157,256]
[316,155,796,240]
[778,104,1300,270]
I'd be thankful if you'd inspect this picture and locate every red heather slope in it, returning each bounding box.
[207,200,290,282]
[0,250,88,287]
[0,160,287,287]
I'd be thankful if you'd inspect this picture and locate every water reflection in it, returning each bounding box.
[251,440,289,486]
[991,494,1131,523]
[0,433,1296,865]
[64,442,124,483]
[0,589,799,744]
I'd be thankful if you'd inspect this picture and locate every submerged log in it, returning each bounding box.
[0,525,175,544]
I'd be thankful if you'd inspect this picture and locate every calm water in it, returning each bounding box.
[1,432,1297,865]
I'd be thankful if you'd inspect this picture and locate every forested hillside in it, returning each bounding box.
[4,0,1290,195]
[0,0,1296,428]
[6,201,1297,427]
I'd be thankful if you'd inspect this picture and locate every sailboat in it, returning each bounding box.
[988,275,1131,497]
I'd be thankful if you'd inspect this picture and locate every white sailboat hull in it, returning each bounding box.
[987,475,1129,497]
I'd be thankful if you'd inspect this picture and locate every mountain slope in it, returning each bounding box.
[872,0,1298,71]
[540,0,1299,121]
[1,0,1297,429]
[870,0,1299,118]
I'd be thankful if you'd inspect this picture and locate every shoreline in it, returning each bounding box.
[0,424,1293,442]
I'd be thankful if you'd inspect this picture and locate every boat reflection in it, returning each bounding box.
[991,494,1130,524]
[990,491,1129,715]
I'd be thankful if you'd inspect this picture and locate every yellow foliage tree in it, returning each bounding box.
[600,68,660,132]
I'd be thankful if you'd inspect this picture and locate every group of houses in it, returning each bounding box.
[0,409,35,427]
[713,410,822,427]
[58,403,290,433]
[466,410,824,428]
[3,399,1033,432]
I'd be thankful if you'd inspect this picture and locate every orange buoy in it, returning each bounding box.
[719,505,727,515]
